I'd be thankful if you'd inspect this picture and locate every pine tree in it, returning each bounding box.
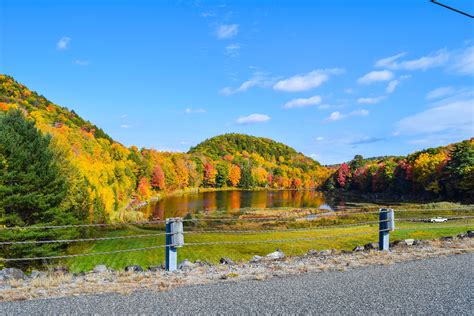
[0,110,80,267]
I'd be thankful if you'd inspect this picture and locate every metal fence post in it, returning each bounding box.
[379,208,394,251]
[165,217,184,271]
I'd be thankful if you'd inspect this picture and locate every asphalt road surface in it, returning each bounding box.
[1,253,473,315]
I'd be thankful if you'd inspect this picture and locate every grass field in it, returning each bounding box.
[64,215,474,273]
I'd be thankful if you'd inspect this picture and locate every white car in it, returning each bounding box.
[430,217,448,223]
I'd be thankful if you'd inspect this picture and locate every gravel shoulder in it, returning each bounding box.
[1,252,473,314]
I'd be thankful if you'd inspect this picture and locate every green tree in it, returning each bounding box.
[238,162,254,189]
[0,110,81,267]
[215,162,230,188]
[443,140,474,200]
[349,155,364,172]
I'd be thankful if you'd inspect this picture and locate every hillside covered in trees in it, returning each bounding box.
[326,140,474,202]
[0,75,330,226]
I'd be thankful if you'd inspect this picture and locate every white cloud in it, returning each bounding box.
[395,99,473,135]
[57,36,71,50]
[450,45,474,75]
[120,124,131,129]
[351,109,370,117]
[344,88,354,94]
[425,86,456,100]
[273,68,344,92]
[74,60,89,66]
[386,80,399,93]
[375,52,407,68]
[220,71,273,95]
[316,136,324,141]
[184,108,206,114]
[357,70,393,85]
[283,95,322,109]
[376,49,449,71]
[357,96,386,104]
[225,43,240,57]
[236,113,270,124]
[120,114,128,118]
[326,109,369,122]
[216,24,239,39]
[318,104,331,110]
[326,111,344,121]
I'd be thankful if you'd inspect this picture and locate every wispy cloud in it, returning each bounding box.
[120,124,131,129]
[357,70,393,85]
[273,68,344,92]
[74,60,89,66]
[425,86,456,100]
[220,71,274,95]
[216,24,239,39]
[375,52,407,68]
[184,108,206,114]
[450,45,474,75]
[394,95,473,136]
[326,109,369,122]
[375,49,449,71]
[283,95,322,109]
[225,43,241,57]
[386,80,399,93]
[57,36,71,50]
[348,136,385,145]
[236,113,270,124]
[357,96,386,104]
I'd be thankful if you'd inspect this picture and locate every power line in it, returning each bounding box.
[431,0,474,18]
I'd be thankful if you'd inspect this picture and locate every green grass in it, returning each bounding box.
[64,218,474,273]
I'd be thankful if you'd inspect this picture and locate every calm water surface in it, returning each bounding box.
[141,190,337,220]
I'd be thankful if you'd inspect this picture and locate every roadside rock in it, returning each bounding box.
[219,257,235,265]
[265,250,285,260]
[306,249,318,256]
[92,265,108,273]
[178,260,195,270]
[195,260,212,267]
[148,265,164,272]
[391,240,407,247]
[404,239,415,246]
[364,242,379,250]
[30,270,47,279]
[413,239,429,246]
[352,245,365,252]
[318,249,333,256]
[440,236,454,241]
[467,230,474,238]
[0,268,25,281]
[125,265,143,272]
[53,266,69,274]
[249,255,263,263]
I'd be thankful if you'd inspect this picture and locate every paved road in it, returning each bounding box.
[1,253,473,315]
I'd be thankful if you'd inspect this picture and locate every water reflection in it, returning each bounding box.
[141,190,332,220]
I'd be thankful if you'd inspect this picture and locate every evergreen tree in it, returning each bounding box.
[238,162,254,189]
[215,162,230,188]
[0,110,80,267]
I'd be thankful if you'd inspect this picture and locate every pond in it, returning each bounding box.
[140,190,338,220]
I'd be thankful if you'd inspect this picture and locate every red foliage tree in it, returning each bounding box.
[151,164,166,190]
[203,162,217,187]
[336,163,351,188]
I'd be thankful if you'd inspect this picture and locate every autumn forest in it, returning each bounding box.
[0,74,473,230]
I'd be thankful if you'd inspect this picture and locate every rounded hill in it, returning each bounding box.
[188,133,319,165]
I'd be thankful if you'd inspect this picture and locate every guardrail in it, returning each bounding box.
[0,208,472,270]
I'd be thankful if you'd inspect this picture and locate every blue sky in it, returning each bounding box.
[1,0,473,164]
